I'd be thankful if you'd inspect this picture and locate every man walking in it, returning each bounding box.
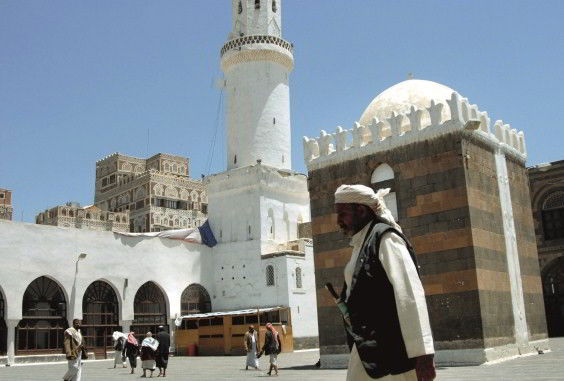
[261,322,281,376]
[156,326,171,377]
[334,184,435,381]
[63,319,87,381]
[244,325,259,370]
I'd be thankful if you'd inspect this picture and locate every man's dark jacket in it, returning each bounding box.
[342,222,419,379]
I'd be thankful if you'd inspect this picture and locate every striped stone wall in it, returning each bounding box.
[308,131,547,364]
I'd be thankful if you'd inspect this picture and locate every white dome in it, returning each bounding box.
[359,79,457,130]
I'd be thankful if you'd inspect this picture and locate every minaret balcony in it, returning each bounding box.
[220,34,293,57]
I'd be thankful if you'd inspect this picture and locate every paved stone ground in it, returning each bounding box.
[1,338,564,380]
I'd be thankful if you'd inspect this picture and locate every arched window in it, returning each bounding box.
[295,267,302,289]
[61,209,67,217]
[371,163,398,221]
[255,0,260,9]
[180,284,211,315]
[542,192,564,240]
[238,1,243,14]
[266,265,275,286]
[272,0,277,12]
[82,281,120,349]
[131,282,168,339]
[17,276,67,354]
[69,210,74,217]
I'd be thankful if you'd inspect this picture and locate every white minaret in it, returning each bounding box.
[221,0,293,170]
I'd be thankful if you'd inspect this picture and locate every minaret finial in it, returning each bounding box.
[407,72,414,80]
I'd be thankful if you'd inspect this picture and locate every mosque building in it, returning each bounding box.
[304,79,549,366]
[0,0,317,365]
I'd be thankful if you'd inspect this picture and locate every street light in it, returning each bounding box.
[77,253,87,261]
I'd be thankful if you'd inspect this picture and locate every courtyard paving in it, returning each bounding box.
[1,338,564,380]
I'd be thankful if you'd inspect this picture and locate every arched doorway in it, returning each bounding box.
[82,281,120,354]
[180,284,211,315]
[16,276,67,354]
[131,282,168,339]
[0,289,6,355]
[543,257,564,336]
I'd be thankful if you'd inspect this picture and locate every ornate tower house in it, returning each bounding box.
[221,0,293,170]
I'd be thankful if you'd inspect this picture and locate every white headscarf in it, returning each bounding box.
[334,184,401,231]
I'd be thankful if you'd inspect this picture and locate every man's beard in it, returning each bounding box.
[339,218,367,237]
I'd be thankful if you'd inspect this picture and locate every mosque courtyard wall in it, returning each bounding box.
[0,219,211,363]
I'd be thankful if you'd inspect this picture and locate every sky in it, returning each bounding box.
[1,0,563,222]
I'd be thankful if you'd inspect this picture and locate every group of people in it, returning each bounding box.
[114,326,171,378]
[243,322,282,376]
[62,321,170,381]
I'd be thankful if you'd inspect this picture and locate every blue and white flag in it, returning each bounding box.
[116,219,217,247]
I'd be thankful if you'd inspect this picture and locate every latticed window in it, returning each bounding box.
[266,265,275,286]
[82,281,120,348]
[17,276,67,353]
[131,282,168,340]
[295,267,302,288]
[181,284,211,315]
[542,192,564,240]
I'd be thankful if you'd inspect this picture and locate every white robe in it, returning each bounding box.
[245,334,259,368]
[344,223,434,381]
[63,352,82,381]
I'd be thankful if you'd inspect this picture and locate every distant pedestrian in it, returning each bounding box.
[261,322,281,376]
[123,332,140,374]
[63,319,87,381]
[112,333,127,369]
[141,331,159,378]
[244,325,259,370]
[156,326,171,377]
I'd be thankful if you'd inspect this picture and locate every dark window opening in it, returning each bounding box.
[543,209,564,240]
[255,0,260,9]
[272,0,277,12]
[238,1,243,14]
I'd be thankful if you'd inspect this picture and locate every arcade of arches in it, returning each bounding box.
[1,277,212,355]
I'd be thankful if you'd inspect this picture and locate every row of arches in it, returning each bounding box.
[0,277,211,355]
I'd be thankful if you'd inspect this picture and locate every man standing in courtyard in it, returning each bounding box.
[334,184,435,381]
[156,325,171,377]
[63,319,87,381]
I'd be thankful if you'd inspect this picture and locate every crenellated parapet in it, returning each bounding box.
[303,92,527,170]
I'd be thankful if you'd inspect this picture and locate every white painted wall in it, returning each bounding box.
[231,0,282,39]
[224,59,292,170]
